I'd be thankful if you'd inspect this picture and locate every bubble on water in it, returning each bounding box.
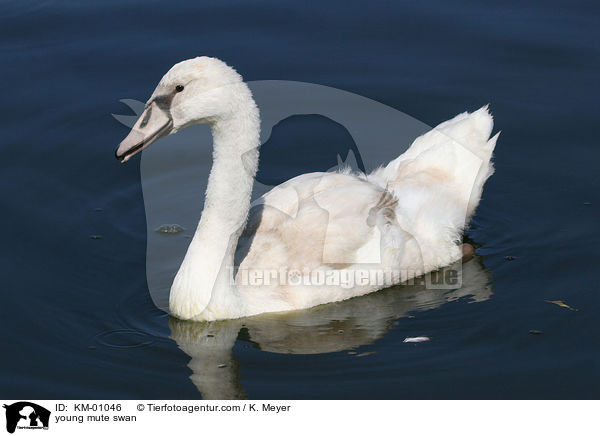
[155,224,185,234]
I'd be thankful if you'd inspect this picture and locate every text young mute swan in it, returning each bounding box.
[116,57,498,321]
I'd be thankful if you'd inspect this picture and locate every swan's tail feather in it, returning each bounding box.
[373,105,498,222]
[486,130,500,152]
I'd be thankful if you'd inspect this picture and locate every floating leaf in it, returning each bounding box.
[545,300,578,311]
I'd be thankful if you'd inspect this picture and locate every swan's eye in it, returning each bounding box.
[175,85,184,93]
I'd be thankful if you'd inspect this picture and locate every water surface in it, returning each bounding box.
[1,0,598,399]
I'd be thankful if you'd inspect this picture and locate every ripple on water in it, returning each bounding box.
[94,329,155,349]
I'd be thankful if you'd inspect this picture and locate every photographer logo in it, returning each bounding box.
[3,402,50,433]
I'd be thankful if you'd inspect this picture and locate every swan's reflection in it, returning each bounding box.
[169,255,492,399]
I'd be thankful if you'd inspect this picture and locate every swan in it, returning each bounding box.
[115,56,498,322]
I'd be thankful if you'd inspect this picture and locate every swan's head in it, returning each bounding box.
[116,56,246,162]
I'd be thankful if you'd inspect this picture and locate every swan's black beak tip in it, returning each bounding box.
[115,148,126,163]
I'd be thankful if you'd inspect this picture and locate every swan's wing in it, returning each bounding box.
[233,107,499,312]
[236,172,392,272]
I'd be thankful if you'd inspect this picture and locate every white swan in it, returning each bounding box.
[116,57,498,321]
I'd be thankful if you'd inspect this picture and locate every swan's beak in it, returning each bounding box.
[115,101,173,163]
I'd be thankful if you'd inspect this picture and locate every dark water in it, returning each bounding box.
[1,0,599,399]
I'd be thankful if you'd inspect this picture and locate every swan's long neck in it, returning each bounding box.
[170,86,260,320]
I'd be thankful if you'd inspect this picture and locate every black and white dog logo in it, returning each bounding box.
[3,402,50,433]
